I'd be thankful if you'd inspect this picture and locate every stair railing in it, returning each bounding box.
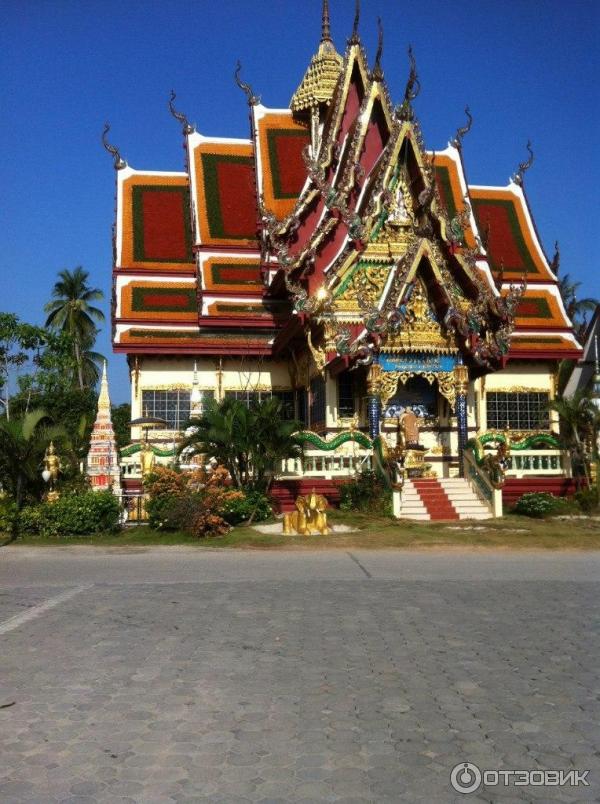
[464,447,503,518]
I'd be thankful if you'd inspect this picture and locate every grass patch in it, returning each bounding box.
[7,510,600,550]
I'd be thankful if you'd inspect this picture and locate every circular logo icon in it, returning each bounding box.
[450,762,482,794]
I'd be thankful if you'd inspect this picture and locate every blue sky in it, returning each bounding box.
[1,0,598,402]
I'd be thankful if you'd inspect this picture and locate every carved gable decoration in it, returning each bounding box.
[385,280,456,354]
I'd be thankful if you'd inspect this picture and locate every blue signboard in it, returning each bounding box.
[379,353,457,373]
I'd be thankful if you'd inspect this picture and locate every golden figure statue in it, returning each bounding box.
[43,441,61,502]
[399,408,420,446]
[44,441,60,484]
[140,441,156,477]
[283,490,328,535]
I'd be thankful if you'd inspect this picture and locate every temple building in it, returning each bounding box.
[108,3,582,514]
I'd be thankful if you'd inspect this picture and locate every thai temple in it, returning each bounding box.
[106,1,582,518]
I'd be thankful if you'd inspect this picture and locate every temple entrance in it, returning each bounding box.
[383,375,437,420]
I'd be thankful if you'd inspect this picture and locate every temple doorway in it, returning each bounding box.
[383,375,437,421]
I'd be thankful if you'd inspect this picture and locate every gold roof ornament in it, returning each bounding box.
[290,0,343,113]
[385,280,456,354]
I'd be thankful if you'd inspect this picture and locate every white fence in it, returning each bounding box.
[279,448,373,479]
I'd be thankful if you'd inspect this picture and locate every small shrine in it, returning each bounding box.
[86,362,122,495]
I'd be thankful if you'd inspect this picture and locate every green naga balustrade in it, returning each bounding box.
[120,443,176,458]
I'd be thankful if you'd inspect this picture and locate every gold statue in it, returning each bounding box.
[43,441,61,502]
[140,441,156,477]
[283,490,329,535]
[399,408,420,446]
[44,441,60,485]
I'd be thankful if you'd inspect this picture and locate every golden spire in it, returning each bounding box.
[321,0,331,41]
[98,360,111,411]
[290,0,343,114]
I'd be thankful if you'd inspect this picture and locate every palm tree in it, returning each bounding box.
[0,409,65,509]
[558,273,598,336]
[548,390,595,487]
[178,397,301,491]
[44,267,105,390]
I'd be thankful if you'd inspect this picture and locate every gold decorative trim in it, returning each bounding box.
[486,386,550,394]
[140,384,193,392]
[377,370,457,412]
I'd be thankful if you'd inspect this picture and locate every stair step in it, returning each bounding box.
[398,477,493,521]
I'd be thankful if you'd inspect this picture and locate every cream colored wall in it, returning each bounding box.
[130,356,293,441]
[476,360,557,432]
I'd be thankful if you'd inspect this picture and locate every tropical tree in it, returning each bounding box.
[0,409,65,508]
[548,390,596,487]
[177,397,301,491]
[0,314,46,420]
[558,273,598,337]
[44,267,105,390]
[111,403,132,450]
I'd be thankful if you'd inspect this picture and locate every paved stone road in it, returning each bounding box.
[0,548,599,803]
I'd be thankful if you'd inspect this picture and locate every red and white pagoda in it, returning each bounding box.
[86,362,122,495]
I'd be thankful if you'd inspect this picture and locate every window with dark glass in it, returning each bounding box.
[271,390,295,420]
[297,388,308,426]
[224,389,295,419]
[141,390,191,430]
[310,376,326,427]
[337,372,355,418]
[486,392,549,430]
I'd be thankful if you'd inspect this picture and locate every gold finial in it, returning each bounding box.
[372,18,384,81]
[321,0,332,42]
[550,240,560,276]
[452,106,473,149]
[97,360,111,410]
[513,140,534,185]
[101,123,127,170]
[290,9,343,113]
[349,0,360,44]
[396,46,420,121]
[168,90,195,134]
[234,60,261,106]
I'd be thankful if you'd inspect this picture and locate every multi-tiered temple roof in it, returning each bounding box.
[108,2,581,365]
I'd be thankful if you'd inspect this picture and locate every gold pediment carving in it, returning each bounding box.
[384,280,457,354]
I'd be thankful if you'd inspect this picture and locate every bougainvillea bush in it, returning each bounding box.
[143,465,243,537]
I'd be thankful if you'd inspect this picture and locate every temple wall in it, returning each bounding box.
[475,360,558,432]
[130,356,293,441]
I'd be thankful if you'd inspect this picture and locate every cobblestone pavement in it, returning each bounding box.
[0,549,599,803]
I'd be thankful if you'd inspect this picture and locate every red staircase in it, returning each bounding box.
[270,479,344,512]
[410,478,459,520]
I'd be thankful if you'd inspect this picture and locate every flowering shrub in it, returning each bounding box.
[143,465,243,537]
[513,492,569,518]
[221,490,272,525]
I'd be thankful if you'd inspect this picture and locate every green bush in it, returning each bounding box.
[18,491,121,538]
[574,487,599,514]
[222,490,272,525]
[339,470,392,516]
[513,492,569,518]
[144,493,181,530]
[18,505,46,536]
[0,498,19,535]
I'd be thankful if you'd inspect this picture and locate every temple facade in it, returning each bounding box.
[108,3,582,510]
